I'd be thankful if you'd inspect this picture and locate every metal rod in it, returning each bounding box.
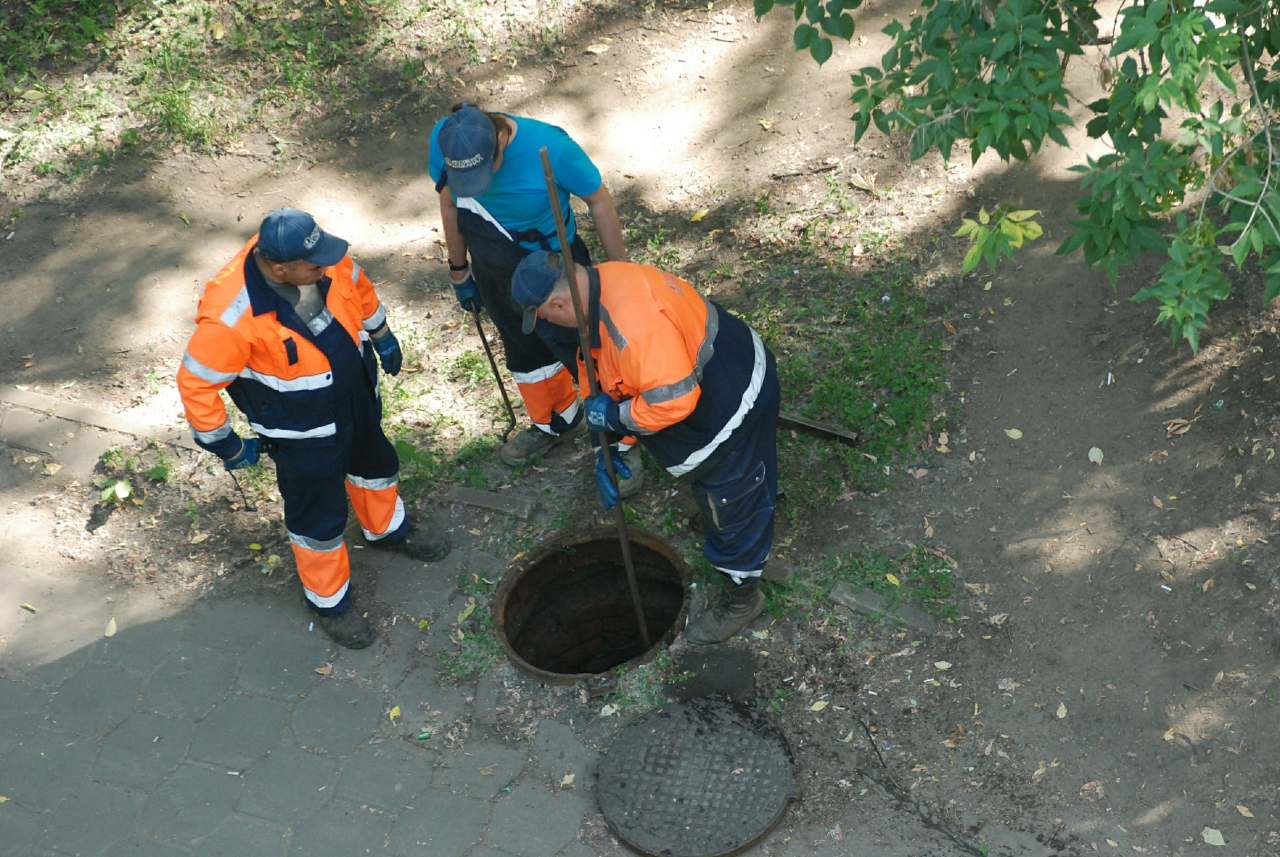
[227,469,256,513]
[471,309,518,443]
[539,146,651,651]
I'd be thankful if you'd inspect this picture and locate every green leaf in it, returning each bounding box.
[809,35,833,65]
[793,23,815,49]
[754,0,776,16]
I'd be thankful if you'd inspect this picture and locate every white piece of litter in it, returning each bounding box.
[309,621,314,631]
[1160,585,1172,592]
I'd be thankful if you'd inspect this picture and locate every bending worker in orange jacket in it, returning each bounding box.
[178,208,449,649]
[512,251,781,644]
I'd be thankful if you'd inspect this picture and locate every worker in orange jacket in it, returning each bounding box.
[178,208,449,649]
[512,251,781,644]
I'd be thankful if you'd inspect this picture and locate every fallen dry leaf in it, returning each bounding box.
[560,774,576,788]
[690,208,708,223]
[104,617,117,637]
[315,662,333,676]
[1202,578,1215,592]
[1004,428,1023,439]
[885,573,901,586]
[943,319,957,335]
[1152,495,1164,509]
[1164,418,1191,438]
[934,661,952,670]
[42,462,61,476]
[1237,805,1253,818]
[190,532,208,544]
[1202,828,1225,847]
[810,700,828,711]
[389,705,401,723]
[1088,447,1104,465]
[585,43,610,54]
[1056,703,1067,719]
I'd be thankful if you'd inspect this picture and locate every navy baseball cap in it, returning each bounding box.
[257,208,348,266]
[513,251,564,334]
[437,106,497,199]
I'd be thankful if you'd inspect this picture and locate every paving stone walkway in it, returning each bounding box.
[0,395,968,857]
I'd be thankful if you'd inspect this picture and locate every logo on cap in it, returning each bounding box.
[445,154,485,170]
[303,226,322,250]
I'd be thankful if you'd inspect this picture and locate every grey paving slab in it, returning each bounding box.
[46,662,145,738]
[95,712,194,790]
[237,746,335,824]
[373,550,461,619]
[290,679,382,756]
[432,744,525,799]
[392,671,469,727]
[0,729,95,810]
[0,801,45,857]
[189,694,289,769]
[387,789,489,857]
[531,719,593,786]
[92,618,186,673]
[288,800,390,857]
[336,743,433,812]
[43,780,143,857]
[468,848,521,857]
[193,814,289,857]
[0,678,46,756]
[141,764,244,846]
[236,628,329,700]
[2,617,95,689]
[484,781,589,857]
[107,839,187,857]
[555,841,599,857]
[472,674,501,727]
[184,600,277,652]
[143,646,237,720]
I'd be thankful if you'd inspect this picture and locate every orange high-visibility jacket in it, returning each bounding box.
[579,261,770,476]
[177,237,388,453]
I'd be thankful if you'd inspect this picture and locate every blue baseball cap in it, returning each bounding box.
[512,251,565,334]
[437,106,497,199]
[257,208,348,266]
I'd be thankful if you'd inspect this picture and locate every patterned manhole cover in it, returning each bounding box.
[597,697,799,857]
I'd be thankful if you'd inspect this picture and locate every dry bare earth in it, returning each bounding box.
[3,1,1280,856]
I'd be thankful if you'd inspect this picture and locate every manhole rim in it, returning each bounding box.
[492,525,692,686]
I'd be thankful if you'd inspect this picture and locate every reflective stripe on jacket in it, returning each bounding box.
[580,262,770,476]
[178,237,387,451]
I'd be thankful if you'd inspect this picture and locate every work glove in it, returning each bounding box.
[372,329,403,376]
[451,271,483,314]
[594,446,632,511]
[585,392,621,434]
[224,437,259,471]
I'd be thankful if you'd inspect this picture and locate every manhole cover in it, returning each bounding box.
[597,697,798,857]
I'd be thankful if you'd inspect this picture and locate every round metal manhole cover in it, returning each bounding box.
[597,697,799,857]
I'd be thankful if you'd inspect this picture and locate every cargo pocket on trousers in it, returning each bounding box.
[701,460,770,535]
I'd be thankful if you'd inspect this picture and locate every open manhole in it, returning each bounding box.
[597,697,799,857]
[492,526,691,685]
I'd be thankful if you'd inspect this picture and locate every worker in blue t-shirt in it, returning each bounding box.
[427,104,641,496]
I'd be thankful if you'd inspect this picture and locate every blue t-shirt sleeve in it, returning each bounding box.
[547,128,602,198]
[427,119,447,185]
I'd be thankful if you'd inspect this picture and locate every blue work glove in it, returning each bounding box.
[594,446,632,511]
[372,330,402,376]
[451,272,483,313]
[224,437,259,471]
[585,393,620,433]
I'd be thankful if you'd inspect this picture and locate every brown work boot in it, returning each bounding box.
[500,421,586,465]
[617,446,646,500]
[684,580,765,645]
[366,520,450,562]
[317,608,376,649]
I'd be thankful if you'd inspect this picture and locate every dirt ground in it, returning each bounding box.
[4,1,1280,855]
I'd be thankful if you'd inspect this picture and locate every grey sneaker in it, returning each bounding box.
[500,421,586,465]
[617,447,645,500]
[317,608,376,649]
[684,580,765,645]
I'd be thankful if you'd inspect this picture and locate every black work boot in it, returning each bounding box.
[500,420,587,465]
[366,520,450,562]
[684,579,765,645]
[317,608,376,649]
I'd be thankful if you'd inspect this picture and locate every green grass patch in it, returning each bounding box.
[762,545,959,623]
[744,250,947,499]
